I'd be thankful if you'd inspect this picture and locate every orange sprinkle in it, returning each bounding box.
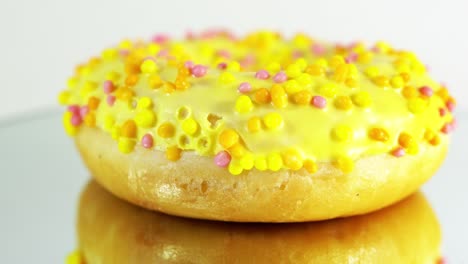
[84,113,96,127]
[163,82,176,94]
[149,75,163,88]
[228,143,246,158]
[88,96,100,110]
[121,120,137,138]
[304,64,325,76]
[400,72,411,82]
[402,86,418,99]
[124,63,140,74]
[368,127,390,142]
[303,159,317,173]
[175,77,190,90]
[292,90,312,105]
[334,96,353,110]
[158,122,175,138]
[125,74,139,86]
[254,88,271,104]
[373,76,389,87]
[166,146,182,161]
[398,132,415,148]
[219,129,239,149]
[116,87,135,101]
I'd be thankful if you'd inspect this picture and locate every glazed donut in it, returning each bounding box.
[67,180,443,264]
[59,30,456,222]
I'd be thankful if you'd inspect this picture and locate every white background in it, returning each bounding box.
[1,0,467,119]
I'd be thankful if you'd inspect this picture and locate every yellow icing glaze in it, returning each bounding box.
[59,30,456,175]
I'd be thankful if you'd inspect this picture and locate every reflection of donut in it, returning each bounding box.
[60,30,456,221]
[71,181,442,264]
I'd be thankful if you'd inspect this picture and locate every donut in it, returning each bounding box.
[58,30,456,222]
[67,180,443,264]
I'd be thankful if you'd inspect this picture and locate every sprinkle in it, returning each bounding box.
[365,66,380,78]
[402,86,418,99]
[182,118,199,135]
[398,132,415,148]
[141,134,154,148]
[311,43,326,55]
[368,127,390,142]
[166,146,182,161]
[240,153,255,169]
[419,86,433,97]
[79,106,89,118]
[334,96,353,110]
[446,98,456,112]
[254,88,271,104]
[311,95,327,109]
[84,113,95,128]
[270,84,288,108]
[284,80,302,94]
[227,61,241,71]
[373,76,390,87]
[235,95,254,113]
[304,64,325,76]
[57,91,70,105]
[217,62,227,70]
[332,125,353,142]
[88,96,100,110]
[238,82,252,93]
[219,72,236,84]
[158,122,175,138]
[148,75,163,88]
[273,71,287,83]
[408,97,427,114]
[214,151,231,167]
[255,69,270,80]
[390,76,404,88]
[140,59,158,74]
[152,33,169,44]
[103,80,115,94]
[391,147,405,157]
[228,143,246,158]
[70,114,82,126]
[191,64,207,77]
[228,160,243,175]
[335,156,354,173]
[439,108,447,117]
[263,112,283,130]
[107,95,116,106]
[267,153,283,171]
[266,62,281,73]
[285,64,302,78]
[282,148,303,170]
[66,251,83,264]
[293,90,312,105]
[351,92,372,107]
[303,159,318,173]
[219,129,239,149]
[317,83,338,98]
[121,120,137,138]
[247,117,262,133]
[254,156,268,171]
[118,138,136,153]
[441,123,453,134]
[135,109,157,128]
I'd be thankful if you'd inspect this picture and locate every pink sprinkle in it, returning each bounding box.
[255,69,270,80]
[185,30,195,40]
[238,82,252,93]
[119,49,129,56]
[157,49,169,58]
[79,106,89,118]
[419,86,433,97]
[103,80,115,94]
[441,123,453,134]
[141,134,154,149]
[107,95,116,106]
[217,62,227,70]
[216,49,231,59]
[68,105,80,115]
[70,114,82,126]
[292,50,303,59]
[345,53,358,63]
[311,43,325,55]
[184,60,194,70]
[451,118,457,130]
[311,96,327,109]
[151,34,169,44]
[446,100,455,112]
[392,147,406,157]
[437,257,446,264]
[439,108,447,117]
[273,71,287,83]
[191,64,208,77]
[214,151,231,167]
[240,54,255,68]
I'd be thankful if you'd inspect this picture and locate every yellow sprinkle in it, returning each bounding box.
[295,58,308,70]
[137,97,153,109]
[247,117,262,133]
[158,122,175,138]
[317,83,338,98]
[408,97,427,114]
[332,64,350,83]
[271,84,288,108]
[375,41,392,53]
[254,156,268,171]
[390,75,404,88]
[351,91,372,107]
[293,90,312,105]
[140,59,158,74]
[424,129,436,142]
[79,81,97,98]
[303,159,318,173]
[182,118,199,135]
[149,75,163,89]
[103,115,115,131]
[84,113,96,127]
[118,39,132,49]
[229,143,246,159]
[62,112,78,136]
[285,64,302,78]
[228,160,243,175]
[67,77,78,88]
[240,153,255,170]
[118,138,136,154]
[315,58,328,68]
[332,125,353,142]
[284,80,302,94]
[166,146,182,161]
[334,96,353,110]
[57,91,70,105]
[134,109,157,128]
[329,55,345,69]
[106,71,121,82]
[357,51,373,63]
[365,66,380,78]
[293,33,311,48]
[373,75,390,87]
[227,61,241,72]
[282,148,303,170]
[219,129,239,149]
[219,72,236,84]
[407,142,419,155]
[266,62,281,73]
[305,64,325,76]
[267,153,283,171]
[65,250,83,264]
[147,43,161,55]
[111,126,120,139]
[297,73,313,85]
[235,95,254,113]
[335,156,354,173]
[345,78,358,88]
[263,112,283,130]
[402,86,418,99]
[101,48,118,60]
